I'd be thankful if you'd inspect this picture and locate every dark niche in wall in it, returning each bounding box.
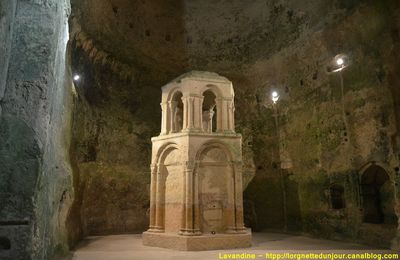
[361,165,396,225]
[330,184,345,210]
[0,237,11,250]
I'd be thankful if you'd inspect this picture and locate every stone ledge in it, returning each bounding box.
[142,230,252,251]
[152,131,242,142]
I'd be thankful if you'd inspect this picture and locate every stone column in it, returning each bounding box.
[233,161,246,232]
[221,99,229,131]
[154,165,164,232]
[168,101,177,133]
[148,164,157,231]
[184,162,194,233]
[226,164,237,233]
[188,96,195,130]
[193,163,201,234]
[180,163,186,234]
[216,98,223,132]
[160,102,168,135]
[193,96,204,131]
[182,97,188,130]
[180,161,200,235]
[200,96,205,131]
[228,99,235,132]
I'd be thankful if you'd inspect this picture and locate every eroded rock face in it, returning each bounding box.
[67,40,161,240]
[0,0,73,258]
[241,1,400,247]
[67,0,400,250]
[0,0,16,115]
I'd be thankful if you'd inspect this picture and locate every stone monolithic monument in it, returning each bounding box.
[142,71,252,250]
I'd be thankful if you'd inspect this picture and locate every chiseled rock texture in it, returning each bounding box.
[0,0,16,115]
[0,0,73,259]
[241,1,400,249]
[66,36,158,244]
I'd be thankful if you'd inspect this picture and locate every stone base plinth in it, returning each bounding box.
[142,230,252,251]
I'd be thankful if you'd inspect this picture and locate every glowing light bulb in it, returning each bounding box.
[73,75,80,81]
[271,91,280,104]
[336,58,344,66]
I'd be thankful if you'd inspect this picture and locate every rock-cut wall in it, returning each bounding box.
[0,0,16,117]
[0,0,74,259]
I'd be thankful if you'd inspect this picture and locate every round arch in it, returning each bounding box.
[200,84,223,98]
[359,162,397,225]
[358,161,393,181]
[155,142,180,166]
[166,87,183,102]
[194,140,234,163]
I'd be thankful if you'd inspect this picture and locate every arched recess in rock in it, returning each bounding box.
[360,163,397,225]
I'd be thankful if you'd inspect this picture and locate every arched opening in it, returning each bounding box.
[361,165,396,224]
[202,90,217,133]
[171,91,183,133]
[329,184,345,210]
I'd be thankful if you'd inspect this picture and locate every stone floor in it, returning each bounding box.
[71,232,396,260]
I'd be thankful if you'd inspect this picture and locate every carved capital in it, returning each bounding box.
[183,160,195,171]
[150,163,158,174]
[168,101,178,108]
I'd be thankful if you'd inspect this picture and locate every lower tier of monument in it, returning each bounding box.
[142,230,252,251]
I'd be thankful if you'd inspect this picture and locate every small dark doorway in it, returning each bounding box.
[361,165,394,224]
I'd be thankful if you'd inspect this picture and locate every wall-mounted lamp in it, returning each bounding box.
[73,74,80,81]
[327,54,350,73]
[271,91,280,104]
[269,88,287,232]
[327,53,351,144]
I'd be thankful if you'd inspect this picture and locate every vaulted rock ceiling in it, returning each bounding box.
[70,0,343,74]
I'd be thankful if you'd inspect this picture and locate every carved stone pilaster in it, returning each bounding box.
[148,164,158,230]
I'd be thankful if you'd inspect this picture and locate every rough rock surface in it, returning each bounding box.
[68,0,400,250]
[241,2,400,248]
[0,0,73,259]
[0,0,16,118]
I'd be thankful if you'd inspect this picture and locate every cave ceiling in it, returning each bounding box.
[70,0,339,76]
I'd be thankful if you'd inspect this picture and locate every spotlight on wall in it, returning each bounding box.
[73,74,80,81]
[271,91,280,104]
[326,54,349,73]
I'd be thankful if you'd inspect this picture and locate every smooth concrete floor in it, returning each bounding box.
[72,232,396,260]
